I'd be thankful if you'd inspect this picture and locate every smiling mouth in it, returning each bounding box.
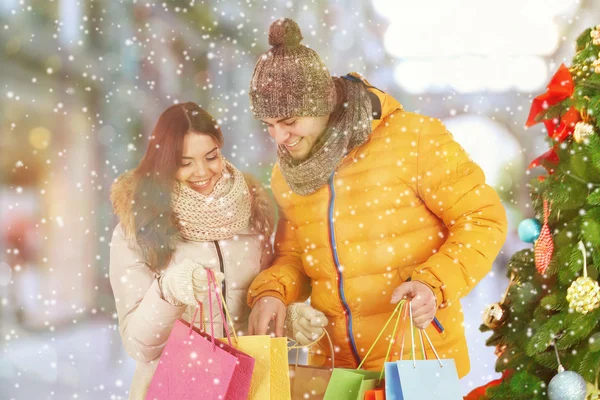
[285,137,302,149]
[189,178,211,189]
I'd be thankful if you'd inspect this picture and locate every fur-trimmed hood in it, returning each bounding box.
[110,169,275,251]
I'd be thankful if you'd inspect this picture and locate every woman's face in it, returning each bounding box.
[175,132,223,195]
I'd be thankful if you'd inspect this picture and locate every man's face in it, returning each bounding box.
[262,114,330,161]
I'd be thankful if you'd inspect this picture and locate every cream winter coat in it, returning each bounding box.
[109,171,274,400]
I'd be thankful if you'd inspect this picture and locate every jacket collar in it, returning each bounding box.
[342,72,403,132]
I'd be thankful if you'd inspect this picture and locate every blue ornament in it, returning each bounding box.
[518,218,542,243]
[547,370,587,400]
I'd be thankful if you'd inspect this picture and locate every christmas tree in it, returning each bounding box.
[476,26,600,400]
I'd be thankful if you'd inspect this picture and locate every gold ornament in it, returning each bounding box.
[591,25,600,46]
[566,242,600,314]
[567,277,600,313]
[482,273,519,329]
[573,121,595,143]
[594,55,600,74]
[483,303,506,328]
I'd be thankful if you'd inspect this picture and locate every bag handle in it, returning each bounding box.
[389,302,409,363]
[187,269,235,351]
[205,268,236,347]
[354,300,406,382]
[189,301,206,336]
[358,300,405,369]
[403,301,443,368]
[205,268,220,349]
[288,328,335,369]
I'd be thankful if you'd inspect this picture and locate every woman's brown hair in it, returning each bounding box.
[133,102,223,271]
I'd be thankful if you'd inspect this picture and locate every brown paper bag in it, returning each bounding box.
[289,330,335,400]
[289,364,332,400]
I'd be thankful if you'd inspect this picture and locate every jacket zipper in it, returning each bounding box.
[213,241,227,335]
[327,174,361,367]
[213,241,227,298]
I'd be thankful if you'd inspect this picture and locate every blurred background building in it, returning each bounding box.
[1,0,598,398]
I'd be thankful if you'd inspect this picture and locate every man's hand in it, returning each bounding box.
[391,281,437,329]
[248,296,287,336]
[285,303,328,345]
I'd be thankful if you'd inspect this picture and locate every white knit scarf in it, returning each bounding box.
[172,159,251,241]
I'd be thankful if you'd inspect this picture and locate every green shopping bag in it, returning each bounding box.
[323,301,408,400]
[322,369,381,399]
[385,301,462,400]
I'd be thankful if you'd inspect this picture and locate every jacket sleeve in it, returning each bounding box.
[411,118,508,308]
[109,224,186,363]
[247,205,311,307]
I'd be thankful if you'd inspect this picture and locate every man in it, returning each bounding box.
[246,18,508,377]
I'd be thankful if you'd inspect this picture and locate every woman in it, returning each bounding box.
[109,102,274,400]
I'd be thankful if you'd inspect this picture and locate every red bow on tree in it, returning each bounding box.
[526,64,580,176]
[526,63,573,129]
[464,370,514,400]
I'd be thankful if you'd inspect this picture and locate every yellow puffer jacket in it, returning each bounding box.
[248,74,508,378]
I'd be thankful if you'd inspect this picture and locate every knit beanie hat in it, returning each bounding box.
[249,18,337,119]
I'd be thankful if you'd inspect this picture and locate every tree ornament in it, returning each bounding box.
[594,55,600,74]
[534,199,553,275]
[494,344,507,357]
[483,303,506,329]
[518,218,542,243]
[548,370,588,400]
[592,26,600,46]
[573,121,594,143]
[482,273,516,329]
[566,242,600,314]
[547,340,587,400]
[592,25,600,45]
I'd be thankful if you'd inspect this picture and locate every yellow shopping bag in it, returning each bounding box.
[216,289,290,399]
[221,335,290,400]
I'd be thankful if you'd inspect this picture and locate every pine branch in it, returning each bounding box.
[526,313,569,356]
[575,28,593,51]
[588,188,600,206]
[579,350,600,383]
[539,293,568,312]
[487,371,546,399]
[558,309,600,349]
[532,350,559,370]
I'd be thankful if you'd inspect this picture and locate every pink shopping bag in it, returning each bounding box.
[144,318,238,400]
[202,268,255,400]
[145,268,254,400]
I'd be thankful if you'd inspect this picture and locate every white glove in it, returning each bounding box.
[159,259,225,306]
[284,303,328,346]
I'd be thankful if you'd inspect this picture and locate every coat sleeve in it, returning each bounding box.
[247,205,311,307]
[411,117,508,308]
[109,224,186,363]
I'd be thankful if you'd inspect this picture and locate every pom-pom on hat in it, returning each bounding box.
[249,18,336,120]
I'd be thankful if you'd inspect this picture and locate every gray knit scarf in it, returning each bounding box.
[277,78,372,196]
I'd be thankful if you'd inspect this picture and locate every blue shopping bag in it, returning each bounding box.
[385,302,462,400]
[385,359,462,400]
